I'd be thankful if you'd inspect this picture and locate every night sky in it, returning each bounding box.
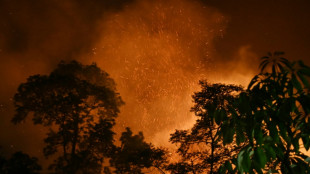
[1,0,310,170]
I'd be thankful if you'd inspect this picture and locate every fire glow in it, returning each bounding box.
[85,0,228,145]
[0,0,260,167]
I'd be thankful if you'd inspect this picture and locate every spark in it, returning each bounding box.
[90,0,225,147]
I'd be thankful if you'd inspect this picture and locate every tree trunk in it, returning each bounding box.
[70,114,79,174]
[210,122,215,174]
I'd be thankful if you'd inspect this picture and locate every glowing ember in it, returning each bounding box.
[84,0,225,146]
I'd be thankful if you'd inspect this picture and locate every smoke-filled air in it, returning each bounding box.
[85,0,226,145]
[1,0,310,173]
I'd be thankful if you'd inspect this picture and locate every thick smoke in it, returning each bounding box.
[84,0,226,145]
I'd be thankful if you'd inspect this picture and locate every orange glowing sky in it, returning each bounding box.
[0,0,310,169]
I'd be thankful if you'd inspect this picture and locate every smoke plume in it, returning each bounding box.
[84,0,226,145]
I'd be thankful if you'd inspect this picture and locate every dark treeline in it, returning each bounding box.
[2,52,310,173]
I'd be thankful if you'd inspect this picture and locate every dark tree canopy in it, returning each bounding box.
[167,81,244,174]
[13,61,124,173]
[109,127,167,174]
[0,151,42,174]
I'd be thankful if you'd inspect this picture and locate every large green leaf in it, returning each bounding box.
[224,161,233,172]
[292,73,302,92]
[215,109,226,125]
[267,121,279,143]
[305,157,310,163]
[297,94,310,115]
[263,136,273,144]
[237,147,251,173]
[238,93,251,114]
[302,135,310,150]
[254,147,267,168]
[273,146,284,160]
[254,127,263,145]
[278,122,290,143]
[297,71,310,89]
[292,137,300,153]
[277,99,293,122]
[237,150,245,173]
[263,144,276,160]
[236,124,246,145]
[214,109,221,125]
[222,120,235,145]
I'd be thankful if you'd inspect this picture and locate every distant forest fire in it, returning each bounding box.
[1,0,310,173]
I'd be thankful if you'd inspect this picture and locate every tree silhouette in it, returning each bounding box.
[219,53,310,173]
[109,127,167,174]
[259,51,290,74]
[167,81,244,174]
[13,61,124,173]
[0,151,41,174]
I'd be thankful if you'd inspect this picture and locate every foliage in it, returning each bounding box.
[219,52,310,173]
[167,81,244,173]
[0,151,42,174]
[259,51,290,74]
[13,61,124,173]
[109,127,167,174]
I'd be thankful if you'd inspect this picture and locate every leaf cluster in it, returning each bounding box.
[219,53,310,173]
